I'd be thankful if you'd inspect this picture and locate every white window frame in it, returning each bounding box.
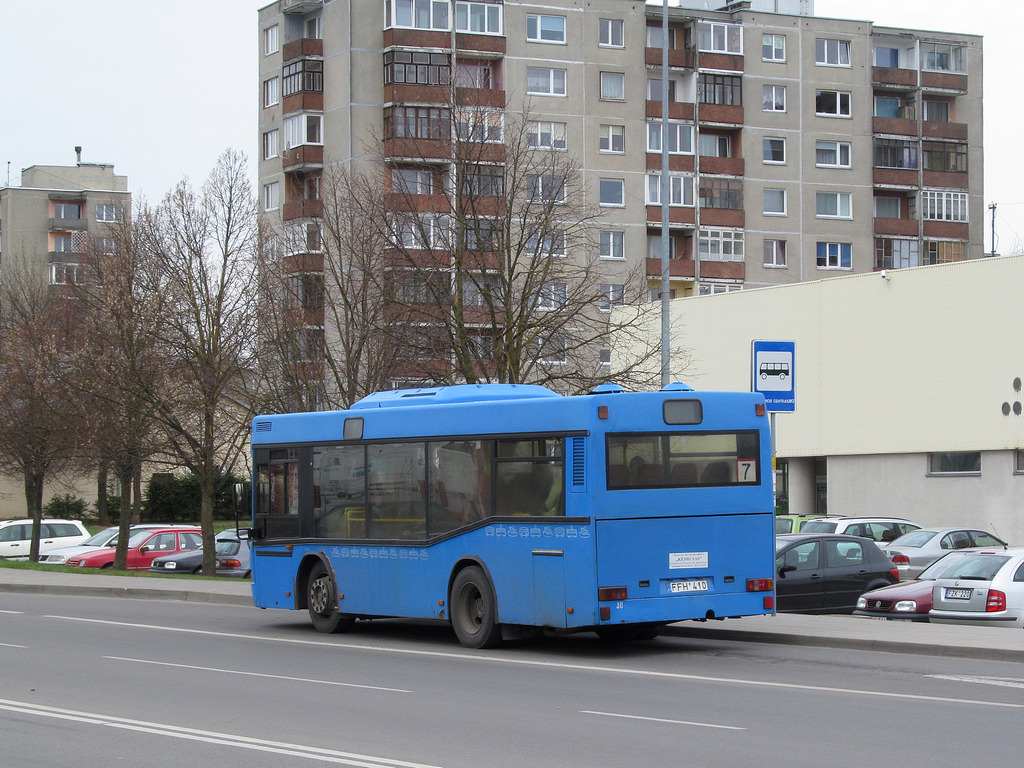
[874,195,901,218]
[95,203,123,222]
[698,228,744,262]
[816,90,852,118]
[816,191,853,219]
[599,283,625,313]
[263,76,280,107]
[647,122,693,154]
[698,133,730,158]
[599,230,624,260]
[816,38,851,67]
[763,188,787,216]
[763,33,785,62]
[527,229,567,257]
[284,113,323,149]
[455,1,502,35]
[526,67,567,96]
[391,0,450,31]
[816,140,851,168]
[763,137,786,165]
[645,174,695,207]
[599,18,624,48]
[49,262,83,286]
[392,167,435,195]
[264,24,280,55]
[697,21,741,54]
[455,108,503,143]
[527,173,567,204]
[600,71,625,101]
[599,178,625,207]
[536,282,567,311]
[263,181,280,212]
[921,190,968,222]
[526,14,566,44]
[263,129,280,160]
[921,42,967,74]
[762,84,786,113]
[527,121,567,150]
[817,241,852,269]
[599,124,625,153]
[763,239,787,267]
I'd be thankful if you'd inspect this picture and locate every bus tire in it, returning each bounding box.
[450,566,502,649]
[307,563,355,634]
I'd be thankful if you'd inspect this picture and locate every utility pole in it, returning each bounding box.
[989,201,997,257]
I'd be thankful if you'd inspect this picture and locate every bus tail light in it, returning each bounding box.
[986,590,1006,612]
[755,403,766,416]
[763,596,774,610]
[598,586,627,601]
[746,578,773,592]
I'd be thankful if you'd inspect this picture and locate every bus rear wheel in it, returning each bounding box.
[307,563,355,634]
[450,566,502,649]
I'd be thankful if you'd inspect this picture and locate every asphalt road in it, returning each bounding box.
[2,590,1022,768]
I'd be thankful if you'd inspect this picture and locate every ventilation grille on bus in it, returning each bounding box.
[254,421,273,432]
[570,436,585,490]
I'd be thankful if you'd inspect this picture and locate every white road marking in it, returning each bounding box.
[928,675,1024,689]
[0,697,446,768]
[0,609,23,614]
[582,710,745,730]
[104,655,411,693]
[47,615,1024,710]
[0,642,28,648]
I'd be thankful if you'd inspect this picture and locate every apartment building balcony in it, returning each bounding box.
[873,116,917,136]
[645,100,695,121]
[454,87,505,108]
[698,208,744,228]
[384,192,452,213]
[874,217,919,236]
[698,156,743,176]
[922,169,968,188]
[645,154,695,173]
[873,167,919,187]
[384,28,451,50]
[384,137,452,161]
[644,47,694,69]
[921,71,968,92]
[282,0,322,13]
[281,252,324,274]
[283,38,323,61]
[282,199,323,222]
[282,144,324,172]
[697,52,743,73]
[283,91,324,113]
[645,206,695,227]
[697,260,744,280]
[922,220,969,239]
[49,217,87,231]
[872,66,917,89]
[285,305,325,327]
[455,33,505,56]
[386,83,450,106]
[922,121,968,140]
[698,103,743,125]
[646,256,695,279]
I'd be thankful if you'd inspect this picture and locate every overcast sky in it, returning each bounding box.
[3,0,1020,253]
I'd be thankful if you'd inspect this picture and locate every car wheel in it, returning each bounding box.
[100,562,114,569]
[306,562,355,634]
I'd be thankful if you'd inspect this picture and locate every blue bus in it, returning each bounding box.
[248,382,776,647]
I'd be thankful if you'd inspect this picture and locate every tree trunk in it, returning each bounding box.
[96,462,110,526]
[24,469,45,562]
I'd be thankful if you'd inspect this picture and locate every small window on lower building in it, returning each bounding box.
[1015,449,1024,474]
[928,452,981,475]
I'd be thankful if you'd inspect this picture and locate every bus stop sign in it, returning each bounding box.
[752,340,795,412]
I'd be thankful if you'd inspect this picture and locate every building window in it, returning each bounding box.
[95,204,122,222]
[763,188,786,216]
[526,67,566,96]
[263,181,280,211]
[874,46,900,68]
[600,18,624,47]
[391,0,450,31]
[921,42,966,73]
[384,106,450,140]
[53,235,76,253]
[646,174,694,207]
[699,178,743,210]
[922,141,967,172]
[763,33,785,62]
[646,26,677,49]
[816,241,852,269]
[456,1,502,34]
[928,452,980,475]
[873,95,902,118]
[283,58,323,96]
[647,235,676,260]
[921,190,968,222]
[763,137,786,164]
[95,236,116,254]
[647,122,692,154]
[924,240,965,264]
[874,138,918,169]
[462,164,505,197]
[51,202,79,220]
[284,113,322,148]
[600,72,625,101]
[599,178,625,207]
[536,282,567,311]
[49,263,83,286]
[384,50,449,86]
[455,108,503,142]
[647,77,678,102]
[263,129,280,160]
[263,77,280,107]
[815,38,851,67]
[923,99,951,123]
[698,133,730,158]
[816,140,851,168]
[599,348,611,366]
[696,21,741,54]
[698,74,741,106]
[874,195,901,218]
[454,61,495,89]
[762,84,786,112]
[699,282,741,296]
[698,229,743,261]
[527,121,566,150]
[526,14,565,43]
[306,15,322,39]
[599,124,625,153]
[599,284,625,312]
[763,239,787,267]
[599,231,624,259]
[264,25,279,55]
[526,174,566,203]
[392,167,435,195]
[527,229,566,257]
[875,238,919,269]
[815,90,851,117]
[816,192,852,219]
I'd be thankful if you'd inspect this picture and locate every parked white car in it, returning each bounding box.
[0,518,91,559]
[930,548,1024,628]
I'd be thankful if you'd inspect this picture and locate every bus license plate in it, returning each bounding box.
[670,579,709,593]
[944,588,973,600]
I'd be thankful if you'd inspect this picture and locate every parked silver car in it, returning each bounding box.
[882,527,1007,579]
[930,548,1024,628]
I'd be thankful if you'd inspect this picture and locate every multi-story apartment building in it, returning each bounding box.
[0,158,130,286]
[256,0,982,382]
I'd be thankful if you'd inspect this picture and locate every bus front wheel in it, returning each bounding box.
[450,566,502,649]
[307,563,355,634]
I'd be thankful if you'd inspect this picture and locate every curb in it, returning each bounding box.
[0,581,252,607]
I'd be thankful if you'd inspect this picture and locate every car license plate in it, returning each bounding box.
[945,588,973,600]
[670,579,708,593]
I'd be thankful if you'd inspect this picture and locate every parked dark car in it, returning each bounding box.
[775,533,899,613]
[854,550,976,621]
[149,530,251,578]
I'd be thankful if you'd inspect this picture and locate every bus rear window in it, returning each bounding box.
[606,431,759,489]
[663,399,702,425]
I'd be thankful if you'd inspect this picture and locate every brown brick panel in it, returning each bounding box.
[922,220,969,239]
[874,217,919,236]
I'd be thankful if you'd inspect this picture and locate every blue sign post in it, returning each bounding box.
[752,340,795,413]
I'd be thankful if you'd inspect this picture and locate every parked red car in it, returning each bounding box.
[66,527,202,570]
[853,550,975,621]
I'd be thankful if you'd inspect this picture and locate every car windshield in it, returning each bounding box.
[938,554,1011,581]
[800,521,837,534]
[127,530,158,547]
[82,527,119,546]
[890,530,939,548]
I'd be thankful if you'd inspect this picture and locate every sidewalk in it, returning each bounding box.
[1,567,1020,662]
